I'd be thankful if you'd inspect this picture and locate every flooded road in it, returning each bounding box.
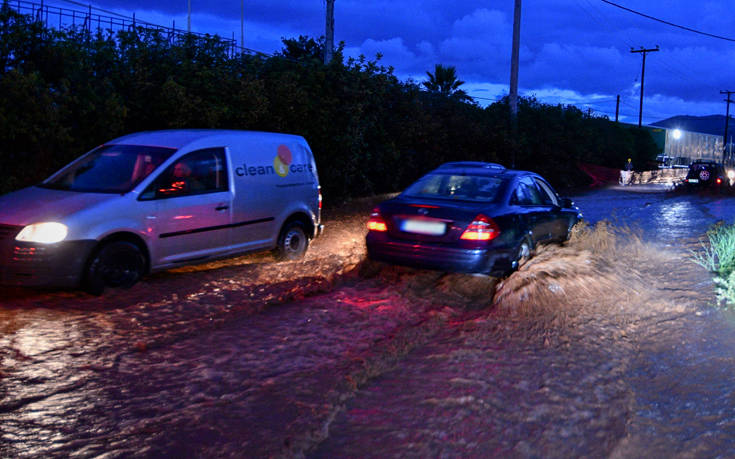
[2,186,735,457]
[572,184,729,243]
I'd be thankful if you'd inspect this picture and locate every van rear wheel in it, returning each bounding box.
[84,241,146,295]
[274,222,309,261]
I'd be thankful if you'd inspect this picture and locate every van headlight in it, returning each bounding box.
[15,222,69,244]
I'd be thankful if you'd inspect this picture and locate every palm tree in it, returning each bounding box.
[423,64,470,101]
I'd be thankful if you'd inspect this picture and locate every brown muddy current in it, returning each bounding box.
[2,187,735,458]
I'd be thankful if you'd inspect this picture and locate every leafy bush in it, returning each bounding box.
[714,272,735,308]
[691,221,735,307]
[0,5,659,199]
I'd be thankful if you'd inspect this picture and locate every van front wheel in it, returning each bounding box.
[274,222,309,261]
[84,241,146,295]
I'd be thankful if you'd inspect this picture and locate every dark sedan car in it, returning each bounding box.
[366,162,582,276]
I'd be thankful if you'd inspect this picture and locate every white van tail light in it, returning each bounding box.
[366,208,388,232]
[16,222,69,244]
[460,215,499,241]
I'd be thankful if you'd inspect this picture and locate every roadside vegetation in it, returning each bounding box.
[0,4,658,199]
[691,221,735,307]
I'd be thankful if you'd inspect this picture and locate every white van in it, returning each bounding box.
[0,130,323,293]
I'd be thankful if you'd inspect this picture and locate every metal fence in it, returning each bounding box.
[3,0,253,56]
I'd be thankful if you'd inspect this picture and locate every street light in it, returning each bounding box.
[672,129,682,140]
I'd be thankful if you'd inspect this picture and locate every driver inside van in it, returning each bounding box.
[161,161,204,195]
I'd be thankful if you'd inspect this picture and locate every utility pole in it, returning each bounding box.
[721,90,734,163]
[509,0,522,168]
[324,0,335,64]
[615,95,620,122]
[240,0,244,48]
[630,46,659,127]
[187,0,191,33]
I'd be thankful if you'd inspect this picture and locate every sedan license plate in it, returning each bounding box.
[401,219,446,235]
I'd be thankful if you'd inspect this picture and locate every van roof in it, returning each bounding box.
[107,129,305,150]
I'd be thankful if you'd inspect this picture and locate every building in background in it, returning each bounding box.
[650,125,727,168]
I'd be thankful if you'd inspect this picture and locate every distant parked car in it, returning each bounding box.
[365,162,582,276]
[682,160,731,191]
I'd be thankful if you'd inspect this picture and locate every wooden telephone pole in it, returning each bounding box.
[324,0,335,64]
[509,0,522,123]
[721,90,734,163]
[509,0,522,167]
[630,46,659,127]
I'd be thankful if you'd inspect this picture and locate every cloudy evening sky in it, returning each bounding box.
[42,0,735,125]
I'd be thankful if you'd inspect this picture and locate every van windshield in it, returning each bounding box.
[39,145,177,193]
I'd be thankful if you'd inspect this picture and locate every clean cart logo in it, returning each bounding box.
[234,145,314,178]
[274,145,292,177]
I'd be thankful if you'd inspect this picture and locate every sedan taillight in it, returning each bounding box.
[367,208,388,232]
[460,214,500,241]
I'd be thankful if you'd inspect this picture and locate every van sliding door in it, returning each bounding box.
[142,148,233,267]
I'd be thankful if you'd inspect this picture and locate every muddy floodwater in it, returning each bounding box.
[2,185,735,457]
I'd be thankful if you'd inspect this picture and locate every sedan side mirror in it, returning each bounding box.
[560,197,574,208]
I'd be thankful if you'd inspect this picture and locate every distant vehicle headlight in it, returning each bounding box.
[728,169,735,181]
[15,222,69,244]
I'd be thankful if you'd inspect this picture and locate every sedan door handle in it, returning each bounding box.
[215,205,229,211]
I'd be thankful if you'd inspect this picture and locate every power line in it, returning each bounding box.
[470,95,503,102]
[580,0,720,115]
[600,0,735,42]
[572,0,681,121]
[579,0,717,98]
[579,0,634,49]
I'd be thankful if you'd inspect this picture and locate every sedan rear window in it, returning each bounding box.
[402,173,504,202]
